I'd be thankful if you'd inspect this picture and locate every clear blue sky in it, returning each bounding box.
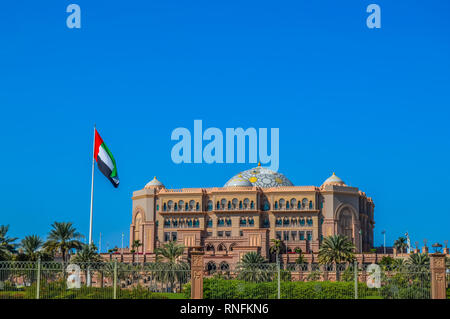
[1,1,449,251]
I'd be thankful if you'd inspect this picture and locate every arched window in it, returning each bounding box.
[263,201,270,211]
[290,198,297,208]
[206,244,215,252]
[134,212,142,240]
[163,218,170,227]
[279,199,285,209]
[302,198,308,209]
[178,200,184,210]
[196,202,199,211]
[207,200,213,211]
[189,200,195,211]
[163,203,167,211]
[297,201,301,209]
[220,262,230,271]
[338,209,353,241]
[250,201,254,209]
[248,218,254,226]
[243,198,250,209]
[221,199,227,209]
[167,200,173,211]
[216,201,220,209]
[174,203,178,211]
[274,201,278,209]
[232,198,238,209]
[206,261,217,274]
[239,201,243,209]
[217,243,227,253]
[286,201,290,209]
[309,201,313,209]
[283,217,289,226]
[226,218,232,226]
[228,201,231,210]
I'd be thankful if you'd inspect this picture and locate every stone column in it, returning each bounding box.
[430,253,446,299]
[190,247,204,299]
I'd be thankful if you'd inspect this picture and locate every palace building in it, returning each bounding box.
[129,164,375,269]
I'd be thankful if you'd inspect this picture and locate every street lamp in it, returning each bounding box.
[432,243,443,254]
[381,230,386,254]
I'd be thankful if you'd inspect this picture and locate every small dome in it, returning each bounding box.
[225,174,253,187]
[145,176,165,189]
[224,163,293,188]
[322,172,346,186]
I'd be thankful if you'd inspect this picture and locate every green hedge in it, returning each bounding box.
[183,278,375,299]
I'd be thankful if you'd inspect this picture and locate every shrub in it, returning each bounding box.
[183,278,372,299]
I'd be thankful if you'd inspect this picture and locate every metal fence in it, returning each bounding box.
[202,263,432,299]
[0,261,438,299]
[0,261,190,299]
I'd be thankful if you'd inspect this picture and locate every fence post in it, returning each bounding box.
[190,247,204,299]
[430,253,446,299]
[36,257,41,300]
[277,255,281,299]
[113,260,118,299]
[353,260,358,299]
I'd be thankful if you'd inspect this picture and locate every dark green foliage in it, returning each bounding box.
[379,272,430,299]
[183,278,372,299]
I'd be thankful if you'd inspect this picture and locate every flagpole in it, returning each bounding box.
[89,125,96,245]
[87,125,96,287]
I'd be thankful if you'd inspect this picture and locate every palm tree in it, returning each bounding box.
[0,225,18,261]
[20,235,44,261]
[108,247,119,261]
[394,237,408,254]
[407,252,429,270]
[43,222,84,263]
[295,250,307,270]
[269,238,284,264]
[153,241,189,292]
[318,235,355,281]
[71,243,103,263]
[236,252,272,282]
[132,240,143,263]
[71,243,104,286]
[154,241,185,263]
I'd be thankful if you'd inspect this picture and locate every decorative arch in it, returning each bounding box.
[206,243,215,253]
[229,242,237,251]
[217,243,227,252]
[132,206,145,224]
[334,204,359,242]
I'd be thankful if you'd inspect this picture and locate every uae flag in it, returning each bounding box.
[94,129,119,188]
